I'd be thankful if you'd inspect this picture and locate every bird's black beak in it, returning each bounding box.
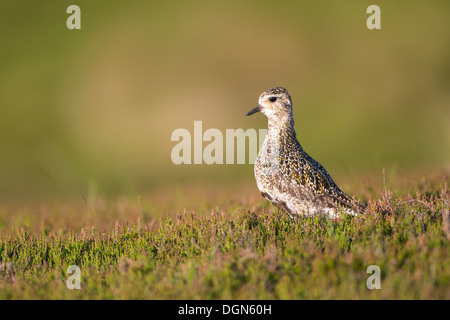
[246,105,262,116]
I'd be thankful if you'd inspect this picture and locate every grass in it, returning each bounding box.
[0,172,449,299]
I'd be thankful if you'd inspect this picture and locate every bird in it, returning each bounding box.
[246,86,366,218]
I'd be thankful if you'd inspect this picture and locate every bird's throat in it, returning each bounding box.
[265,114,301,154]
[267,114,296,138]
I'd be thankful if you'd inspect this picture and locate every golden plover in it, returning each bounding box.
[247,87,365,218]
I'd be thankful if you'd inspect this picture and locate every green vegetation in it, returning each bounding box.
[1,175,448,299]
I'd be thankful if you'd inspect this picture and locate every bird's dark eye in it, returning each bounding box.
[269,97,277,102]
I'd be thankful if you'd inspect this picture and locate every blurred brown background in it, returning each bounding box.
[0,1,449,202]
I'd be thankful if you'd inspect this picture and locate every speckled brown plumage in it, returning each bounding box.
[247,87,366,218]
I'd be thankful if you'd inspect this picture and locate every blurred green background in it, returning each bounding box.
[0,0,449,202]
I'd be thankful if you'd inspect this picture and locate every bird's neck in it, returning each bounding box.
[267,113,296,136]
[266,113,302,150]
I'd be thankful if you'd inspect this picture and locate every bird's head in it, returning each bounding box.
[246,87,293,119]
